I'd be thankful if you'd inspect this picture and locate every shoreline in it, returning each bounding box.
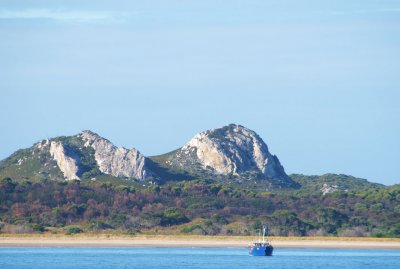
[1,235,400,249]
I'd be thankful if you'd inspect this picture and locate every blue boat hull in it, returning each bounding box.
[249,245,273,256]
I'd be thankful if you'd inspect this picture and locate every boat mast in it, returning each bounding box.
[262,225,266,243]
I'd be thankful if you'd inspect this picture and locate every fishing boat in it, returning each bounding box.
[249,225,273,256]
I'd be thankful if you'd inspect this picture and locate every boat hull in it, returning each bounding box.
[249,245,273,256]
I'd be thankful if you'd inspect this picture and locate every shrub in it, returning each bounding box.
[65,226,82,235]
[159,208,189,226]
[32,223,45,232]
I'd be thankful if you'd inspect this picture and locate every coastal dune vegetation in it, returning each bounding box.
[0,175,399,238]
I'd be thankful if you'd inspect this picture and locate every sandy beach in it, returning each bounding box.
[1,235,400,249]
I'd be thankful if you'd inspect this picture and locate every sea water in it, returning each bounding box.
[1,247,400,269]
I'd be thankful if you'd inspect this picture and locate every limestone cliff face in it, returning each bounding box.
[80,131,148,180]
[2,125,293,186]
[175,124,288,180]
[49,141,80,181]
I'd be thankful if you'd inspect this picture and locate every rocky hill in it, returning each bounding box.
[1,125,396,237]
[0,130,150,181]
[80,131,148,180]
[0,124,297,187]
[151,124,298,188]
[290,173,384,195]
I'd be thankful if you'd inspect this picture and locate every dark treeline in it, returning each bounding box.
[0,177,399,237]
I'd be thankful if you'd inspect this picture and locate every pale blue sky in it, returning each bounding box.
[1,1,399,185]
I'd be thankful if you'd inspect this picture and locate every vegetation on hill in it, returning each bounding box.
[1,129,397,237]
[0,175,399,237]
[290,173,384,194]
[0,140,64,181]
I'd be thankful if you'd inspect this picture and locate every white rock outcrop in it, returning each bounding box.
[80,130,147,180]
[179,124,287,179]
[49,141,80,180]
[321,183,347,195]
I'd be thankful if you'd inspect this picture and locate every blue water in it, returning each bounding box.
[1,247,400,269]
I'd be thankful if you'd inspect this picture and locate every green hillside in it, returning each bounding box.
[0,175,399,237]
[0,130,398,237]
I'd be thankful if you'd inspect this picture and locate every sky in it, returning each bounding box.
[0,0,399,185]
